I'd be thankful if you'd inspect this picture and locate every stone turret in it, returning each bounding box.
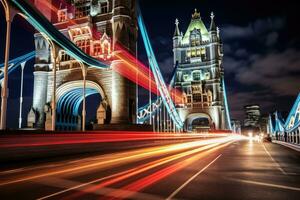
[173,19,182,65]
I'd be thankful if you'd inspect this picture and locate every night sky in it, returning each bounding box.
[1,0,300,128]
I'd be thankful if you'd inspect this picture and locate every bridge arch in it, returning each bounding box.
[56,80,109,130]
[185,113,213,132]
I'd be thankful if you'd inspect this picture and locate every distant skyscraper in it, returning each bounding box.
[244,105,261,127]
[172,9,228,131]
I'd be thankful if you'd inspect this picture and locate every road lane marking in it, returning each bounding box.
[37,143,222,200]
[36,172,131,200]
[229,178,300,192]
[166,154,222,200]
[38,178,167,200]
[262,143,287,175]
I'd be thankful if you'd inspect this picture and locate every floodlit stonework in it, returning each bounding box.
[172,10,227,131]
[29,0,137,130]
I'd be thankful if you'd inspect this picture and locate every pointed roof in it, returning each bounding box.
[174,18,180,37]
[210,12,217,32]
[182,9,209,44]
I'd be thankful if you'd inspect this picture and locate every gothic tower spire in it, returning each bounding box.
[174,18,180,37]
[210,12,217,32]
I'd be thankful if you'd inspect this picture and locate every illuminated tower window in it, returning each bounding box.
[100,32,111,60]
[76,39,91,55]
[59,51,70,62]
[190,29,201,46]
[187,96,192,103]
[94,43,101,56]
[75,1,91,18]
[191,49,196,57]
[187,50,191,57]
[193,94,201,103]
[57,9,67,22]
[203,95,208,102]
[100,1,108,14]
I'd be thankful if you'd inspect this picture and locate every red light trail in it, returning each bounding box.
[29,136,240,200]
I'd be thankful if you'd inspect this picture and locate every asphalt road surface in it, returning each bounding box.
[0,136,300,200]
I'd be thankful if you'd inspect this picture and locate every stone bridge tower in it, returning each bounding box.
[172,9,227,131]
[28,0,137,130]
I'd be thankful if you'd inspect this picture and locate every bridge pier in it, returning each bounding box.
[111,59,136,124]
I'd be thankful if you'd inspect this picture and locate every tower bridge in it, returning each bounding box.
[172,10,230,131]
[0,0,232,132]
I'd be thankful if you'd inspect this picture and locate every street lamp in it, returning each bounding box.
[0,0,14,130]
[18,61,26,129]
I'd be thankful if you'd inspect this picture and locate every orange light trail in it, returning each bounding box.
[0,136,241,187]
[63,143,219,200]
[105,142,231,200]
[42,136,240,199]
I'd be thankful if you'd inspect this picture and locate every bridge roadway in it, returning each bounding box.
[0,136,300,199]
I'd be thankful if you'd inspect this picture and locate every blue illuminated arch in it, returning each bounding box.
[56,80,105,116]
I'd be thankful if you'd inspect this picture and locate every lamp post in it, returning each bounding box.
[152,115,155,132]
[157,108,160,133]
[80,64,87,132]
[18,62,26,129]
[135,42,139,124]
[0,0,13,130]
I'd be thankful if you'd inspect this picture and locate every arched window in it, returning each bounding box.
[75,0,91,18]
[59,50,70,62]
[93,42,101,56]
[57,9,67,22]
[189,28,201,46]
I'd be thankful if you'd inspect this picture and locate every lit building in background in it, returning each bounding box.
[243,104,261,128]
[172,9,228,132]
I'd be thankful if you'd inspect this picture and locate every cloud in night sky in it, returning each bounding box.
[220,17,300,119]
[221,17,284,41]
[236,49,300,96]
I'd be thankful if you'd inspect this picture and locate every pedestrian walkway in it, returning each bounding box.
[272,140,300,152]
